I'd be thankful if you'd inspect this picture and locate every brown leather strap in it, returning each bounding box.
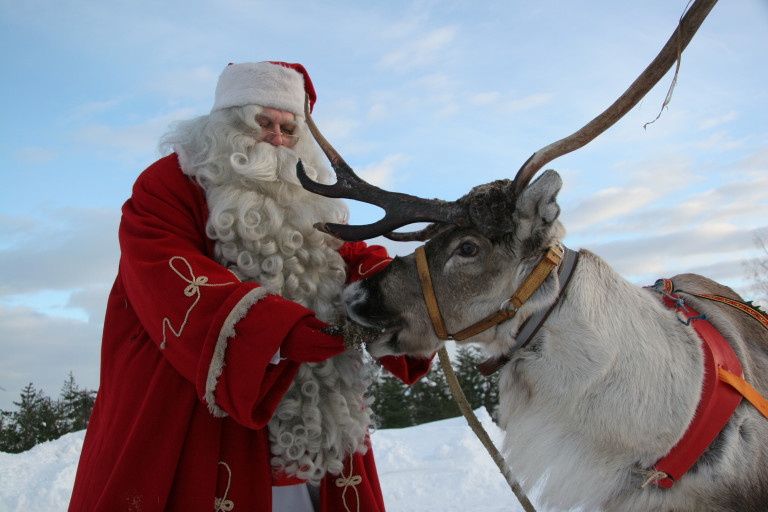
[416,245,450,339]
[505,244,563,314]
[477,247,579,376]
[416,243,565,342]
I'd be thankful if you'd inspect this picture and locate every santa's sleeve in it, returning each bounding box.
[117,159,315,428]
[340,241,392,283]
[339,241,434,384]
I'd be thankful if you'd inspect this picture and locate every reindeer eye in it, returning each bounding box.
[456,240,479,258]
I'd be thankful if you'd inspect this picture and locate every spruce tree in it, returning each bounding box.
[0,374,97,453]
[408,360,460,425]
[369,369,413,429]
[7,383,63,452]
[60,372,96,432]
[453,345,500,420]
[368,347,502,429]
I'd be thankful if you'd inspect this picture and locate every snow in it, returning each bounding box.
[0,430,84,512]
[0,408,548,512]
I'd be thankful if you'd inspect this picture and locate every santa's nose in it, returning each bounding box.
[268,132,286,146]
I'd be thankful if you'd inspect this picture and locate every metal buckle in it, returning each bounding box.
[500,298,519,314]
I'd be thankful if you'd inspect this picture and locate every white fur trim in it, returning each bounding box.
[211,62,306,115]
[204,287,270,417]
[173,143,190,172]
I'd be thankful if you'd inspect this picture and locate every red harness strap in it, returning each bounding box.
[650,279,744,488]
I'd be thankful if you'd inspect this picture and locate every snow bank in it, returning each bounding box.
[373,408,531,512]
[0,409,544,512]
[0,430,84,512]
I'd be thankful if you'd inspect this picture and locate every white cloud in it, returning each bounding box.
[588,222,761,282]
[358,153,410,188]
[66,96,131,120]
[367,104,388,122]
[65,107,199,157]
[700,110,738,131]
[0,206,118,410]
[315,115,362,142]
[501,93,554,113]
[379,26,458,70]
[0,303,102,412]
[12,146,57,165]
[1,290,88,323]
[567,186,655,231]
[0,207,120,298]
[469,92,500,106]
[740,146,768,170]
[146,66,220,105]
[620,154,698,191]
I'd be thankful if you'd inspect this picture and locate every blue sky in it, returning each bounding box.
[1,0,766,411]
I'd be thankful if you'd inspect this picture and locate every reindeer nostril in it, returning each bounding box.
[342,283,366,304]
[381,325,403,335]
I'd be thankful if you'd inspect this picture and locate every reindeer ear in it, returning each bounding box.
[510,170,562,253]
[516,169,562,223]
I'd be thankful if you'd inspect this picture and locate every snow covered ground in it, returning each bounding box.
[0,408,547,512]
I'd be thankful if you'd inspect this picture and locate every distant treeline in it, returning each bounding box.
[0,373,96,453]
[370,345,499,429]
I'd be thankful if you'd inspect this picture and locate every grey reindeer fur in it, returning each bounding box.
[343,170,768,512]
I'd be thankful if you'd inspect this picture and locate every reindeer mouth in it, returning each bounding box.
[343,282,405,355]
[379,324,403,335]
[365,322,402,343]
[362,322,404,357]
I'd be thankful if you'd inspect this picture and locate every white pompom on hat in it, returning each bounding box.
[210,61,317,115]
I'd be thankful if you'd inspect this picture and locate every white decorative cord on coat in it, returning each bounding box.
[161,256,235,348]
[335,456,362,512]
[357,259,392,278]
[214,461,234,512]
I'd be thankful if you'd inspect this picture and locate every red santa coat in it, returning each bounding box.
[68,154,431,512]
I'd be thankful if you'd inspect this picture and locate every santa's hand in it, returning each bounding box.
[281,316,347,363]
[320,317,381,353]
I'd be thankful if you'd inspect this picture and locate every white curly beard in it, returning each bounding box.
[179,131,374,485]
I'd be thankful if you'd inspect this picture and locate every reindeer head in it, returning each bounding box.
[341,171,566,358]
[296,97,569,358]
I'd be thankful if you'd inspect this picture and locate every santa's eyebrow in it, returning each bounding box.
[255,114,298,128]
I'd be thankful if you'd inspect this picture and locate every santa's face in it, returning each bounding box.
[197,112,348,322]
[255,107,299,148]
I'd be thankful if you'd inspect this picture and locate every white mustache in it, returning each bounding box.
[229,142,315,186]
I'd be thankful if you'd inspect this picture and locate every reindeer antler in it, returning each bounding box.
[299,0,718,241]
[512,0,719,195]
[297,96,468,241]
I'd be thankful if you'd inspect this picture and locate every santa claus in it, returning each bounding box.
[68,61,432,512]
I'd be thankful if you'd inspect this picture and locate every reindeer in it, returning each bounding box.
[329,170,768,511]
[296,1,768,510]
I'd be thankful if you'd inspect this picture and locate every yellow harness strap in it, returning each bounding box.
[718,368,768,420]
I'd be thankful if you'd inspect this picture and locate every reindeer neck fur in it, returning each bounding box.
[495,249,767,511]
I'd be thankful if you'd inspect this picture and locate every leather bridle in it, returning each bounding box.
[415,242,567,342]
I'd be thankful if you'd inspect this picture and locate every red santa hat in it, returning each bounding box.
[211,61,317,115]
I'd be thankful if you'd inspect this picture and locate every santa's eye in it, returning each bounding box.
[256,116,272,129]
